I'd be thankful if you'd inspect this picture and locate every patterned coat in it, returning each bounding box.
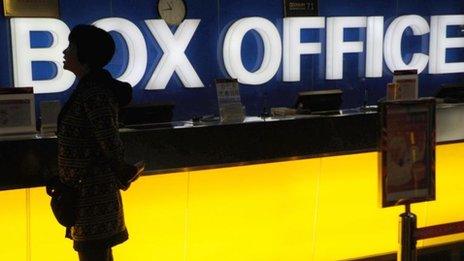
[57,69,132,251]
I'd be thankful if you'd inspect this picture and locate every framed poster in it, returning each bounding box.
[379,98,436,207]
[0,88,36,135]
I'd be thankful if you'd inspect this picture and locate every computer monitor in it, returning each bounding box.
[120,103,174,127]
[435,83,464,103]
[294,89,342,114]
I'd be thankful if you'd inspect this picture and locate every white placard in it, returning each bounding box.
[0,88,36,135]
[40,100,60,134]
[215,79,245,123]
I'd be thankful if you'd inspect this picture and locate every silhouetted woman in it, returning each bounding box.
[57,24,133,261]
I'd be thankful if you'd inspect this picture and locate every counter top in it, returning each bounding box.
[0,104,462,190]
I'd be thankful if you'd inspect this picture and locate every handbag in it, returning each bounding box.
[46,160,144,227]
[46,176,78,227]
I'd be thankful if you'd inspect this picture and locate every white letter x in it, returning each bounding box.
[145,19,204,90]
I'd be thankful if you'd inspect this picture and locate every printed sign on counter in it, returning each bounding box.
[0,87,36,135]
[215,79,245,123]
[389,69,419,101]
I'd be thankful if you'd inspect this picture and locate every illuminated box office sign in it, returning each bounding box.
[9,15,464,94]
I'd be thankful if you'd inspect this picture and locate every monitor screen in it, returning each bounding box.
[294,89,342,114]
[435,83,464,103]
[120,103,174,127]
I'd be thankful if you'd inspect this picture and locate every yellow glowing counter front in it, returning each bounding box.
[1,108,464,260]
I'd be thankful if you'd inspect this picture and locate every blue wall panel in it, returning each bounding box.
[0,0,463,120]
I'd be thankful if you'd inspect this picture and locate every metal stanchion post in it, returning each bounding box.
[398,204,417,261]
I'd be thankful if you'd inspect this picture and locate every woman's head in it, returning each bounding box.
[63,25,115,75]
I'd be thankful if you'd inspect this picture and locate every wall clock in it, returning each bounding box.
[158,0,187,26]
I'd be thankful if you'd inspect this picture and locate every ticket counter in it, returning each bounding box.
[1,106,464,260]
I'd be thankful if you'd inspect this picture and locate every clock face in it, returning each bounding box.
[158,0,186,26]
